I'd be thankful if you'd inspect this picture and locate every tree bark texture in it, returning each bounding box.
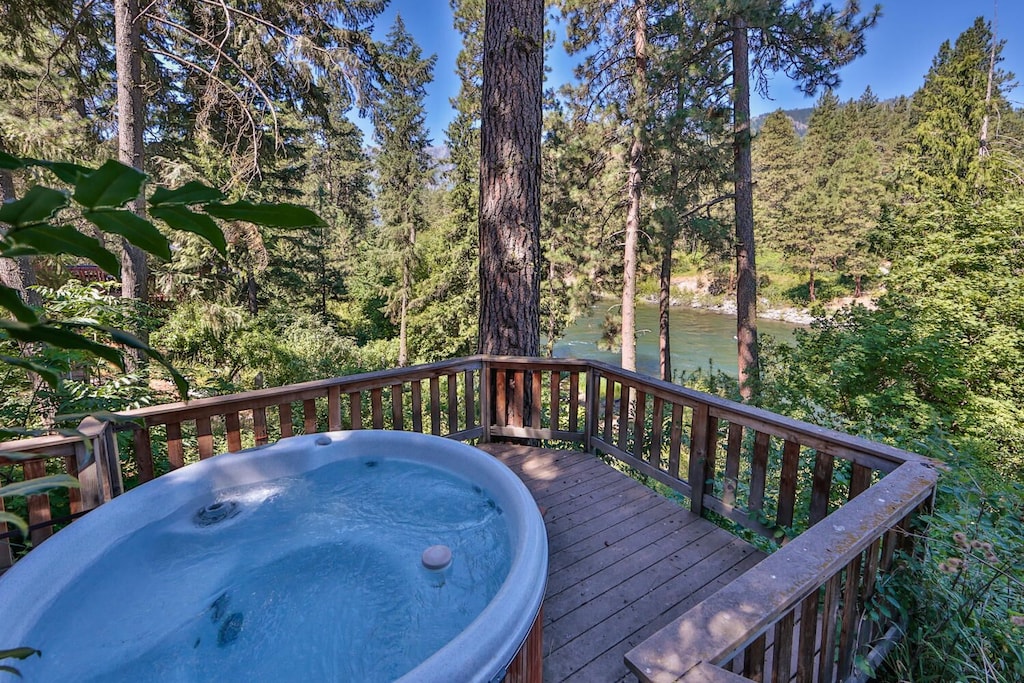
[115,0,148,305]
[732,16,760,401]
[0,168,41,306]
[621,0,648,374]
[658,238,672,383]
[477,0,543,357]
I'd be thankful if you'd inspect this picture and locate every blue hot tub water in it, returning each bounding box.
[13,457,513,682]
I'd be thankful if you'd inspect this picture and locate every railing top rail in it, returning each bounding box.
[624,460,939,683]
[587,359,934,468]
[115,356,489,424]
[0,417,111,462]
[2,356,934,471]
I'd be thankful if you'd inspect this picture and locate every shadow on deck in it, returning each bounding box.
[479,444,764,683]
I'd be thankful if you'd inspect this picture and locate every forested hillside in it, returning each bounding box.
[2,4,1023,680]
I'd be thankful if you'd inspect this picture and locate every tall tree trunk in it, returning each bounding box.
[658,237,672,382]
[0,168,41,307]
[477,0,543,358]
[398,262,409,367]
[854,274,862,298]
[808,269,816,302]
[246,270,258,315]
[621,0,648,374]
[115,0,148,368]
[732,15,760,402]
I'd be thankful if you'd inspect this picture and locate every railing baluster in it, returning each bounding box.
[24,459,52,546]
[771,609,795,682]
[328,386,342,431]
[818,573,843,683]
[448,373,459,434]
[849,463,873,500]
[0,497,13,569]
[796,591,820,683]
[253,407,269,445]
[582,369,595,452]
[465,370,475,430]
[616,382,629,452]
[668,403,683,479]
[743,633,766,682]
[197,417,214,459]
[602,377,614,443]
[549,371,560,431]
[777,440,802,530]
[64,456,82,514]
[133,426,155,482]
[391,384,404,431]
[370,388,384,430]
[530,370,542,429]
[511,370,525,428]
[411,380,424,433]
[688,404,711,516]
[632,390,647,461]
[303,399,317,433]
[278,403,294,438]
[493,372,505,430]
[568,371,580,433]
[649,396,664,469]
[166,422,185,468]
[749,431,771,515]
[809,450,834,525]
[349,393,362,430]
[225,413,242,452]
[723,422,743,508]
[836,553,864,680]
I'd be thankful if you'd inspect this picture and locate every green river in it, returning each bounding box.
[552,300,802,378]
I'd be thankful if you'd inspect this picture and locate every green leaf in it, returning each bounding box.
[0,321,124,370]
[0,355,60,388]
[0,187,69,228]
[0,474,79,499]
[0,649,37,662]
[149,181,224,207]
[26,159,92,184]
[0,285,38,324]
[854,654,875,677]
[0,151,24,170]
[0,512,28,539]
[205,201,324,228]
[150,205,227,254]
[83,210,171,260]
[72,160,146,209]
[5,224,121,276]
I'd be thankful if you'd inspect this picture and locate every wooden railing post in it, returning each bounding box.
[479,359,492,443]
[73,418,120,510]
[583,366,597,454]
[688,403,711,516]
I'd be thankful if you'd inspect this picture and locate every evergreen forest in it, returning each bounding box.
[1,2,1023,680]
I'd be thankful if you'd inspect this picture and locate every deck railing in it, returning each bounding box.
[0,355,938,682]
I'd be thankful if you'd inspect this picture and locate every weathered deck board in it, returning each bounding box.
[478,444,766,683]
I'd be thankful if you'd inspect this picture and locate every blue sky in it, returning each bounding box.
[364,1,1023,143]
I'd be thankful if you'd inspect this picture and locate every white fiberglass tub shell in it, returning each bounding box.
[0,431,548,682]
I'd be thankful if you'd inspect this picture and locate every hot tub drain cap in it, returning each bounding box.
[421,544,452,571]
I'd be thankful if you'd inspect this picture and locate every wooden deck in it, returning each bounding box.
[478,444,765,683]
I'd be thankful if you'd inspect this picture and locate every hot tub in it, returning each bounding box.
[0,431,547,682]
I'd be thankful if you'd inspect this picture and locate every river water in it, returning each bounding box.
[552,300,800,378]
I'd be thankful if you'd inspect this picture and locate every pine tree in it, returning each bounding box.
[478,0,543,357]
[752,110,800,251]
[372,16,435,367]
[908,17,1013,207]
[698,0,880,399]
[403,0,484,362]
